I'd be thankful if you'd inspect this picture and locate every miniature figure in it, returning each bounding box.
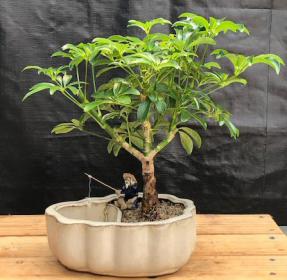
[84,172,139,211]
[114,173,139,210]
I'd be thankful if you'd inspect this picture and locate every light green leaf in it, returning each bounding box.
[51,123,75,134]
[179,127,202,148]
[127,20,148,33]
[51,51,71,58]
[121,88,141,96]
[113,143,121,156]
[23,82,56,101]
[157,61,181,70]
[204,62,221,69]
[107,140,115,154]
[190,114,207,129]
[180,109,192,122]
[68,86,80,95]
[63,74,72,86]
[22,65,43,72]
[189,37,216,47]
[116,95,131,105]
[179,13,210,29]
[224,119,239,139]
[179,131,193,155]
[252,54,285,75]
[220,77,247,87]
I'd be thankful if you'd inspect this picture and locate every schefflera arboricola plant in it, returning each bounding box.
[23,13,284,217]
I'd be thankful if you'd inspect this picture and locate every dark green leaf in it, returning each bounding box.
[155,100,167,114]
[137,100,151,121]
[130,135,144,150]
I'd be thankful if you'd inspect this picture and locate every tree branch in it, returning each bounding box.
[148,129,178,159]
[121,141,145,161]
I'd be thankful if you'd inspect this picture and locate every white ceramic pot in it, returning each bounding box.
[45,193,196,277]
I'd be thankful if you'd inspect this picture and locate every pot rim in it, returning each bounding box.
[45,193,196,227]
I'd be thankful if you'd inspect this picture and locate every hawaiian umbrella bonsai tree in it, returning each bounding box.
[23,13,284,218]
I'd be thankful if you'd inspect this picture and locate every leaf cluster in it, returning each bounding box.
[23,12,284,158]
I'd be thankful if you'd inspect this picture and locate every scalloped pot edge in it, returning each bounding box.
[45,193,197,277]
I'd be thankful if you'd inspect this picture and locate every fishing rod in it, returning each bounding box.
[84,173,118,192]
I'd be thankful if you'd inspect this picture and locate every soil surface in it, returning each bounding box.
[121,199,185,223]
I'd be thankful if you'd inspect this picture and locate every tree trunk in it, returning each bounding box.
[141,157,159,218]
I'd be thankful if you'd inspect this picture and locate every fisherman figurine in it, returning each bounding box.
[114,173,139,210]
[84,172,139,211]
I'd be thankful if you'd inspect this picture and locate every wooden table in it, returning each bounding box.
[0,214,287,280]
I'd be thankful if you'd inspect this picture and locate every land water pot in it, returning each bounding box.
[45,193,196,277]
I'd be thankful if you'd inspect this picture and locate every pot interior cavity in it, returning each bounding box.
[56,200,121,222]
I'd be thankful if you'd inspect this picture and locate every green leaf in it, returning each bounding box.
[220,77,247,87]
[149,18,172,28]
[23,82,56,101]
[130,135,144,150]
[157,60,181,70]
[120,88,141,96]
[128,18,171,35]
[68,86,80,95]
[180,109,192,122]
[96,66,118,78]
[22,65,43,72]
[155,100,167,114]
[215,20,249,35]
[79,113,91,125]
[189,37,216,47]
[113,82,121,95]
[179,131,193,155]
[204,62,221,69]
[63,74,72,86]
[51,51,71,58]
[107,140,115,154]
[252,54,285,75]
[113,143,121,156]
[190,114,207,129]
[84,100,107,112]
[211,49,251,75]
[116,95,131,105]
[137,100,151,121]
[179,13,210,29]
[193,97,200,109]
[127,20,148,33]
[224,119,239,139]
[102,112,119,121]
[179,127,202,148]
[51,123,75,134]
[49,85,59,95]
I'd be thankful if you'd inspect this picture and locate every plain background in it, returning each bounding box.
[0,0,287,224]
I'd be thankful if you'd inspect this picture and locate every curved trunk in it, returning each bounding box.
[141,158,159,218]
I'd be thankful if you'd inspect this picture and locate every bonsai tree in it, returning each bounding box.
[23,13,284,217]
